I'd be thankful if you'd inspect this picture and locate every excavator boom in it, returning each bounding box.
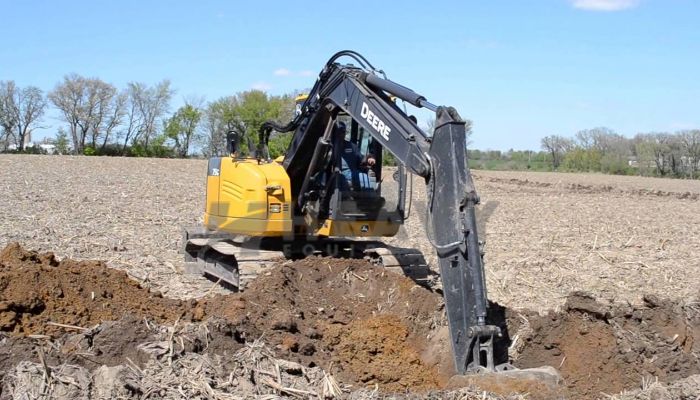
[259,51,501,373]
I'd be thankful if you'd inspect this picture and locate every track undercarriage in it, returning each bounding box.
[181,227,434,292]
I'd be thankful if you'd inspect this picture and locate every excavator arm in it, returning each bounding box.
[261,51,501,373]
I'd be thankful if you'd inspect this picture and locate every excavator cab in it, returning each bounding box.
[303,115,406,237]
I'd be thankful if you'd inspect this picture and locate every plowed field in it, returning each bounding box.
[1,154,699,399]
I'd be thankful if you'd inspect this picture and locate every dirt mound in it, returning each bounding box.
[201,256,445,391]
[0,243,201,335]
[0,243,446,392]
[514,292,700,398]
[4,242,700,398]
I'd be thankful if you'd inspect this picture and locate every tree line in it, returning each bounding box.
[468,128,700,179]
[2,76,699,179]
[541,127,700,178]
[0,76,296,158]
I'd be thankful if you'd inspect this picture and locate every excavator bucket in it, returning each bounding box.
[427,106,501,373]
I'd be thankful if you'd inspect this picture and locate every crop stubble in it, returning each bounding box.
[2,155,698,309]
[2,154,700,398]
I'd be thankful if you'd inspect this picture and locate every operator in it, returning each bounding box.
[333,122,376,191]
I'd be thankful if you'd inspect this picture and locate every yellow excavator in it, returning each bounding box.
[183,51,520,375]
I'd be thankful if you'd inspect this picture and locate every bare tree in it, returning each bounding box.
[48,74,95,154]
[0,81,47,151]
[99,92,127,151]
[679,130,700,178]
[119,85,144,155]
[129,80,174,149]
[50,74,126,154]
[87,82,125,150]
[634,132,687,176]
[202,107,224,157]
[576,127,618,151]
[49,74,86,153]
[0,82,17,150]
[0,129,13,151]
[541,135,573,169]
[667,134,685,177]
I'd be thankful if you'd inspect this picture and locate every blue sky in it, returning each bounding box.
[1,0,698,150]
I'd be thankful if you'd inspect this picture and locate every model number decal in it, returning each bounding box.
[360,102,391,141]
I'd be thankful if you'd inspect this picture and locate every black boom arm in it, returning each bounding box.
[266,51,501,373]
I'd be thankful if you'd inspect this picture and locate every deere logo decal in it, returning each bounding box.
[360,102,391,141]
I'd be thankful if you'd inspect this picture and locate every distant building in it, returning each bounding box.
[23,132,32,148]
[39,144,56,154]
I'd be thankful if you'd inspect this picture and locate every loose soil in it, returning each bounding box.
[0,243,444,392]
[514,292,700,398]
[2,242,700,399]
[0,242,200,336]
[200,256,446,391]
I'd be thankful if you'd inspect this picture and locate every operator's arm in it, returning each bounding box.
[362,153,376,167]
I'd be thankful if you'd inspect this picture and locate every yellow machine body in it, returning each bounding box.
[204,156,401,238]
[204,158,293,236]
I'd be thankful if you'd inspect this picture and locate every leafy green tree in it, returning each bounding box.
[268,132,293,159]
[83,146,96,156]
[149,134,173,157]
[232,90,290,154]
[562,148,602,172]
[381,149,396,166]
[164,103,202,157]
[600,152,632,175]
[203,91,294,157]
[54,129,70,154]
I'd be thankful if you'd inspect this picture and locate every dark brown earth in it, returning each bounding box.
[1,242,699,398]
[0,242,199,335]
[515,292,700,398]
[200,256,445,391]
[0,243,444,392]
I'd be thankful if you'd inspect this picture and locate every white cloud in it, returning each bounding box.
[571,0,640,11]
[251,81,272,91]
[273,68,315,78]
[273,68,291,77]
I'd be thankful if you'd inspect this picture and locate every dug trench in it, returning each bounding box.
[0,242,699,398]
